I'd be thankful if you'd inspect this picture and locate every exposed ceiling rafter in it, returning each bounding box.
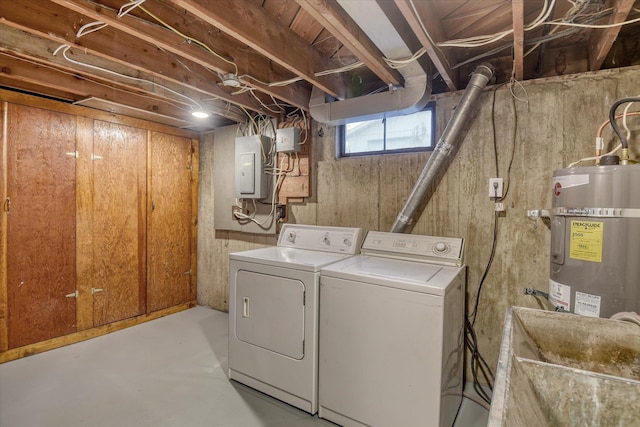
[295,0,404,87]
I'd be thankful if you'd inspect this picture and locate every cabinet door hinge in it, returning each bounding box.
[65,290,78,298]
[4,197,10,214]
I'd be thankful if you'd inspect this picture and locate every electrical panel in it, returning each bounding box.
[235,135,272,199]
[276,127,301,153]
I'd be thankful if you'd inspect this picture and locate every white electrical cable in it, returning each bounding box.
[437,0,558,48]
[314,61,364,76]
[567,143,622,167]
[545,14,640,29]
[610,312,640,327]
[53,44,206,111]
[118,0,147,18]
[76,21,108,38]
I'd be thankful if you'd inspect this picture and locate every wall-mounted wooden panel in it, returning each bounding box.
[147,132,194,312]
[6,104,77,348]
[90,121,147,327]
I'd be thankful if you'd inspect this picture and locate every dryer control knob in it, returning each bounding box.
[323,233,331,245]
[287,231,297,243]
[434,242,449,254]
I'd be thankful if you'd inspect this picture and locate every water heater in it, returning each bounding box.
[549,165,640,318]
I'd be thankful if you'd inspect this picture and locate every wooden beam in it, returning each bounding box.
[588,0,635,71]
[512,0,524,80]
[0,51,242,125]
[0,2,272,119]
[47,0,311,111]
[295,0,404,87]
[394,0,457,90]
[167,0,346,99]
[0,24,247,123]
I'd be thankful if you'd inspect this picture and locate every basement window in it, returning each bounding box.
[338,104,435,157]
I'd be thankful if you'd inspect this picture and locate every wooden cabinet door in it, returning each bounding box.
[147,133,194,312]
[5,104,77,348]
[90,121,147,326]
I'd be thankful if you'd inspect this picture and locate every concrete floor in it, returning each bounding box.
[0,306,489,427]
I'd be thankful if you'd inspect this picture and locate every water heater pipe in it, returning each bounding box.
[390,63,494,233]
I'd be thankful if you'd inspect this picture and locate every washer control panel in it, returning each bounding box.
[361,231,464,266]
[278,224,363,254]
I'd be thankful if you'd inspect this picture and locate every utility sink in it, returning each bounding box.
[488,307,640,426]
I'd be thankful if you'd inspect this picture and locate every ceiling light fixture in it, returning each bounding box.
[191,110,210,118]
[220,73,241,87]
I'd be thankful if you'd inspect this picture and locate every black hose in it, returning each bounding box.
[609,97,640,149]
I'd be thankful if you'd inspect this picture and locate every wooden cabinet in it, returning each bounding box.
[0,91,198,360]
[5,104,77,349]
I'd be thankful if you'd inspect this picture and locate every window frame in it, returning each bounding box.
[337,103,436,158]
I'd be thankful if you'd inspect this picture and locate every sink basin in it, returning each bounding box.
[488,307,640,426]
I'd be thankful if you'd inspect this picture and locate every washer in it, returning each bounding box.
[228,224,363,414]
[318,231,466,427]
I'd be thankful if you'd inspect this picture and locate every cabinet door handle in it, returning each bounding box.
[91,288,104,295]
[65,291,78,298]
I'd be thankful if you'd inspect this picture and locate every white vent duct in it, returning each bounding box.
[309,1,431,125]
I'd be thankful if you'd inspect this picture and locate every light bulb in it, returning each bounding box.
[191,110,210,118]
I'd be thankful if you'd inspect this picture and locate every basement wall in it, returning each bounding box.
[197,64,640,374]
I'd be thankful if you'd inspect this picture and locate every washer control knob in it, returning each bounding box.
[343,238,352,247]
[323,233,331,245]
[434,242,448,253]
[287,231,297,243]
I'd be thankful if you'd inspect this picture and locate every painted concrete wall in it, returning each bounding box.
[198,65,640,373]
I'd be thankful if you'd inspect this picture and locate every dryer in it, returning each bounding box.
[318,231,466,427]
[228,224,363,414]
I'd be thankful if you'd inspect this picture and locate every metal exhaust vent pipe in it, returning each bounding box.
[390,63,495,234]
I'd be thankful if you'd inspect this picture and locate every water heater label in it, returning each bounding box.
[575,291,601,318]
[569,220,603,262]
[549,279,570,311]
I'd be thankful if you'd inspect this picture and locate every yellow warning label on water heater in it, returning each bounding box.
[569,220,603,262]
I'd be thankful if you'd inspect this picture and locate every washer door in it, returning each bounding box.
[235,270,305,359]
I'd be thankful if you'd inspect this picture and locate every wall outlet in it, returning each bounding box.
[489,178,504,198]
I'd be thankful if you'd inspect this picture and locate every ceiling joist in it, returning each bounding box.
[512,0,525,80]
[168,0,347,100]
[588,0,635,71]
[295,0,404,87]
[394,0,457,91]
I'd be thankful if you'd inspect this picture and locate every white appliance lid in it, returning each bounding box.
[320,255,464,296]
[230,246,355,272]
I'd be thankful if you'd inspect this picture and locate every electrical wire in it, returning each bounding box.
[500,86,520,200]
[53,44,206,111]
[0,51,190,112]
[610,311,640,327]
[137,4,238,76]
[609,97,640,149]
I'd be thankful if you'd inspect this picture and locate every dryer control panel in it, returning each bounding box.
[361,231,464,266]
[278,224,363,254]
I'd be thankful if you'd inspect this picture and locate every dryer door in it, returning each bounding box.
[235,270,305,359]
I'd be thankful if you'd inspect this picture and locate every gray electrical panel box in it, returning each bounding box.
[276,127,301,153]
[235,135,272,199]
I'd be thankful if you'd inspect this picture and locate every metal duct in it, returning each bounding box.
[309,0,431,126]
[390,63,495,233]
[309,74,430,126]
